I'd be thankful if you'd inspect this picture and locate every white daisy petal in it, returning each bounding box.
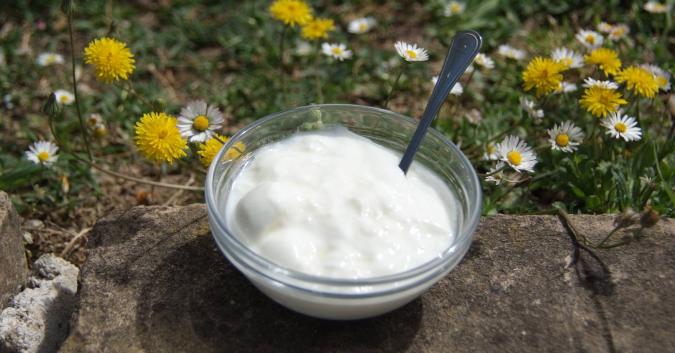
[176,100,224,143]
[520,98,544,119]
[582,77,619,90]
[485,161,506,185]
[641,64,671,91]
[444,1,465,16]
[496,135,537,173]
[321,43,353,61]
[497,45,525,60]
[53,89,74,105]
[25,141,59,167]
[474,53,494,69]
[348,17,376,34]
[547,121,585,153]
[602,112,642,142]
[644,1,671,13]
[36,52,64,66]
[575,29,603,49]
[394,41,429,62]
[551,47,583,68]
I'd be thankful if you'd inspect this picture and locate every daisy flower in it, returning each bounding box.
[615,66,660,98]
[25,141,59,166]
[485,161,505,185]
[597,22,614,33]
[644,1,671,13]
[556,82,578,93]
[575,30,603,49]
[547,121,584,152]
[496,135,537,173]
[522,57,564,96]
[608,24,629,41]
[584,48,621,76]
[583,77,619,89]
[394,41,429,62]
[295,40,312,56]
[83,37,135,83]
[580,86,627,118]
[93,123,108,138]
[430,76,463,95]
[497,45,525,60]
[301,17,335,40]
[520,97,544,119]
[53,89,74,105]
[348,17,376,34]
[36,52,64,66]
[135,112,187,164]
[198,134,245,167]
[483,143,499,160]
[551,47,583,69]
[177,100,225,143]
[321,43,353,61]
[86,113,103,128]
[642,64,671,91]
[602,112,642,141]
[474,53,494,69]
[269,0,312,27]
[444,1,465,16]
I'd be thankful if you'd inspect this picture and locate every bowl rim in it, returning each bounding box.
[205,104,482,291]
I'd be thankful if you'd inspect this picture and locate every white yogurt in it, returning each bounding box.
[225,126,457,279]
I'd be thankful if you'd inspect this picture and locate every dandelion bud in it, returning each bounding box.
[640,207,660,228]
[42,92,61,116]
[614,208,638,228]
[93,124,108,138]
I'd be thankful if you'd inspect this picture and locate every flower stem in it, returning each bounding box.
[314,41,323,103]
[67,7,93,161]
[384,65,404,108]
[278,26,288,105]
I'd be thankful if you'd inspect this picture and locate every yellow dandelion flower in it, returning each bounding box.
[615,66,659,98]
[301,17,335,40]
[269,0,312,27]
[584,48,622,76]
[83,37,135,83]
[580,87,628,118]
[198,134,245,168]
[135,112,187,164]
[522,57,565,96]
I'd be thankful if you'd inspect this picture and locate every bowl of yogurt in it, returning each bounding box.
[205,104,481,320]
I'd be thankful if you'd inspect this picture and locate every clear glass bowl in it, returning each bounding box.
[205,104,482,320]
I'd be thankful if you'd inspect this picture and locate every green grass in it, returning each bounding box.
[0,0,673,227]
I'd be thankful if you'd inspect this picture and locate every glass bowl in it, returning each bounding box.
[205,104,482,320]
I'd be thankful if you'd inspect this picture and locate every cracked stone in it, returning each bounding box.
[61,205,674,353]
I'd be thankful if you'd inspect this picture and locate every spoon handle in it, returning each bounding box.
[399,30,482,174]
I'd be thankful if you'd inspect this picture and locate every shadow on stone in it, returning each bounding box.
[136,235,422,353]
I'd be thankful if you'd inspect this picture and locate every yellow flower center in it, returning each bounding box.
[486,144,496,154]
[358,23,367,32]
[193,115,210,131]
[585,34,595,44]
[656,76,667,88]
[331,47,343,55]
[614,122,627,133]
[46,55,57,64]
[555,134,570,147]
[451,3,461,13]
[37,151,50,162]
[560,58,572,67]
[406,50,418,59]
[59,95,70,103]
[507,151,522,166]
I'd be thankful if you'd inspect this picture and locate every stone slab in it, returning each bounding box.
[0,191,28,309]
[60,205,674,353]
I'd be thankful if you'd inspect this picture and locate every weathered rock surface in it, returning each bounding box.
[0,254,79,353]
[61,205,674,353]
[0,192,28,310]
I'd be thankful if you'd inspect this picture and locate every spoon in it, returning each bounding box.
[399,30,482,174]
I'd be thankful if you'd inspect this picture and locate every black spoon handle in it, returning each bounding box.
[399,30,482,174]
